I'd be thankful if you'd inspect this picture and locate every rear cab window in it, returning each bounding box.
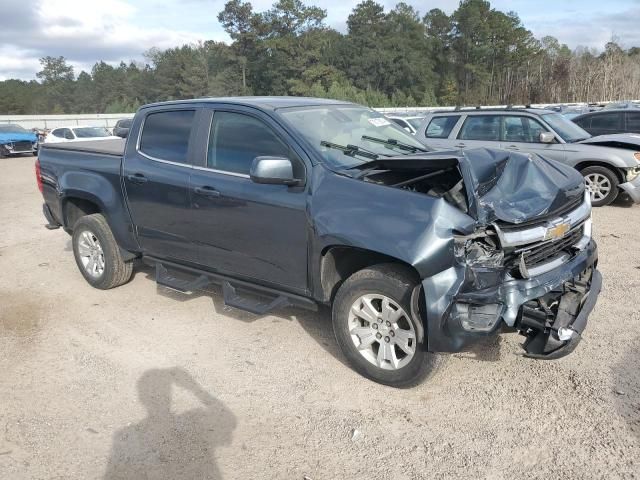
[139,110,196,164]
[425,116,460,138]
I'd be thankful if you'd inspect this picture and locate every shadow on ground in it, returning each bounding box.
[103,367,236,479]
[132,262,351,368]
[613,345,640,441]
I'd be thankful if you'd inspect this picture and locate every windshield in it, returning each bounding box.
[406,117,424,129]
[73,127,111,138]
[0,124,28,133]
[279,105,428,167]
[541,113,590,142]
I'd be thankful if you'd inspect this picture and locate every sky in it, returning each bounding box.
[1,0,639,81]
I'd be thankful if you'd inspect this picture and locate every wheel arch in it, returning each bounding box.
[318,245,420,304]
[574,160,625,183]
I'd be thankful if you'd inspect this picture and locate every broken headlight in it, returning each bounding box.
[626,166,640,182]
[454,229,504,269]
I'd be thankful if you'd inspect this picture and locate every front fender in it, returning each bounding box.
[309,167,475,281]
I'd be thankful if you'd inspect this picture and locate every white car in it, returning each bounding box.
[45,126,121,143]
[386,116,425,135]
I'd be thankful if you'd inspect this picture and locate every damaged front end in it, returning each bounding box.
[351,148,602,360]
[449,192,600,359]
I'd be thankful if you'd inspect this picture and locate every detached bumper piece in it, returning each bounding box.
[518,267,602,359]
[619,174,640,203]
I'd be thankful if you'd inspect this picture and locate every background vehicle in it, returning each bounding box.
[44,126,121,143]
[572,109,640,136]
[386,115,425,134]
[416,108,640,206]
[36,97,601,386]
[0,124,38,157]
[112,118,133,138]
[602,101,640,110]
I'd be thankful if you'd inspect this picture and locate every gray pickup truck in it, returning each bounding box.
[416,108,640,207]
[36,97,602,386]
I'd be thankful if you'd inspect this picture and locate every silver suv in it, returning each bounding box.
[416,108,640,207]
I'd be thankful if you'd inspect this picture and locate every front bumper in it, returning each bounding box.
[619,174,640,203]
[422,240,601,359]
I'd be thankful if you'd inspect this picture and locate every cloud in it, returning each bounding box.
[0,0,211,80]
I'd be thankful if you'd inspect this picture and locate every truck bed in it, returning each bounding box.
[40,139,125,157]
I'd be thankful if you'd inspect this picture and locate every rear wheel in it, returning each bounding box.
[332,264,438,387]
[582,166,619,207]
[72,214,133,289]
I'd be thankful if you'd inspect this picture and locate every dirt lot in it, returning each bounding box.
[0,155,639,479]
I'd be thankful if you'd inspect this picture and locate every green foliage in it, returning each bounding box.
[1,0,639,114]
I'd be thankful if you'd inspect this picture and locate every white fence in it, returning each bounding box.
[0,113,134,130]
[0,101,627,130]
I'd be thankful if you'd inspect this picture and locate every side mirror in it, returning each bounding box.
[403,126,412,133]
[539,132,555,143]
[250,156,300,186]
[65,131,74,140]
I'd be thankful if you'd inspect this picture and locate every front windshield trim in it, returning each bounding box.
[540,112,591,143]
[278,104,428,169]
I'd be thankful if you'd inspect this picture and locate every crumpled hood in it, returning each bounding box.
[458,148,585,224]
[347,147,585,226]
[578,133,640,148]
[0,132,37,144]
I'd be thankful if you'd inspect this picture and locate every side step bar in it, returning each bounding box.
[156,264,209,294]
[148,257,317,315]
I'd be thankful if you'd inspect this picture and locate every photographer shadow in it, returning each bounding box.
[104,367,236,480]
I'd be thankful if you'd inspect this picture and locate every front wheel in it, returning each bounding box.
[582,166,619,207]
[332,264,438,387]
[72,214,133,289]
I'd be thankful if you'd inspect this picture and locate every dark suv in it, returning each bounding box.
[572,109,640,136]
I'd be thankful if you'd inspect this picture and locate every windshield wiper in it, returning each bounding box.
[320,140,383,160]
[361,135,430,153]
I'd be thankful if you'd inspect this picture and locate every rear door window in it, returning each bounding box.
[425,116,460,138]
[626,112,640,132]
[139,110,195,163]
[503,116,548,143]
[458,115,500,141]
[590,113,622,131]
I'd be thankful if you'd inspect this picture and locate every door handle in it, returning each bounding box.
[194,186,221,198]
[127,173,148,184]
[455,143,466,148]
[506,145,520,150]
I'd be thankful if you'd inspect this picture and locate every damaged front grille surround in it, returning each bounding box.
[494,191,592,279]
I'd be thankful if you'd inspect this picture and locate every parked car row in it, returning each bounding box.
[414,107,640,206]
[0,119,135,158]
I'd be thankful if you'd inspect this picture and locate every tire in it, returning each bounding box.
[332,263,438,387]
[582,166,619,207]
[71,213,133,289]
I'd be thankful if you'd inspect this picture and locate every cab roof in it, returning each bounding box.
[142,96,354,111]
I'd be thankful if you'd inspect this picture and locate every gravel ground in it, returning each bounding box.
[1,154,639,479]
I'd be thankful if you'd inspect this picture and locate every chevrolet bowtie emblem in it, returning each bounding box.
[545,223,570,241]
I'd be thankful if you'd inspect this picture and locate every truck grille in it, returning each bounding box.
[12,141,33,151]
[517,226,584,268]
